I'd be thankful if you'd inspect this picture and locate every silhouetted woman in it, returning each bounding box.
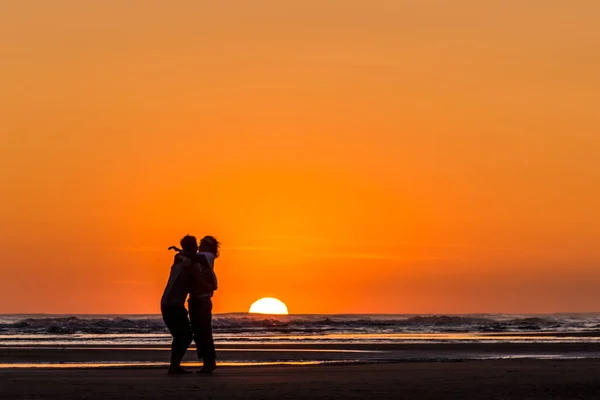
[188,235,220,373]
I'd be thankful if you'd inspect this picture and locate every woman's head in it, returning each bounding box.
[199,235,220,258]
[180,235,198,253]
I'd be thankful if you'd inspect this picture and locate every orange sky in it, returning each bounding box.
[1,1,599,314]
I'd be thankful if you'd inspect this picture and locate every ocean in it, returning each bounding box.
[3,314,600,368]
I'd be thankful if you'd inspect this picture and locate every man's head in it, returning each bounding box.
[180,235,198,253]
[199,236,220,258]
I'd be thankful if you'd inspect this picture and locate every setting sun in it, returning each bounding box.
[249,298,289,315]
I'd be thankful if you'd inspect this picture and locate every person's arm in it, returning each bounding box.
[184,259,214,292]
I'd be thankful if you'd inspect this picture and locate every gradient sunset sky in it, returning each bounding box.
[1,1,599,314]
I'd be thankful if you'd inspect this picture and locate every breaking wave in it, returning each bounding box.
[1,313,598,336]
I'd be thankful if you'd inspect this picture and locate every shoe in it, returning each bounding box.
[168,366,193,375]
[197,360,217,374]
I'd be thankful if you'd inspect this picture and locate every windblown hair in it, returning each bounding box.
[199,235,221,258]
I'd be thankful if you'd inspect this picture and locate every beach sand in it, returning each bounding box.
[2,360,600,399]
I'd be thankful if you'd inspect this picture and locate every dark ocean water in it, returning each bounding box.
[2,313,600,346]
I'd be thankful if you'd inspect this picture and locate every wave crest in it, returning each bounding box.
[0,314,576,335]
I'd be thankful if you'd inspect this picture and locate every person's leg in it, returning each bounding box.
[188,299,205,361]
[201,298,216,364]
[189,297,216,372]
[161,306,193,373]
[169,308,193,372]
[190,297,216,372]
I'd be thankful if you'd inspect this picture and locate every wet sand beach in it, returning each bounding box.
[4,342,600,365]
[2,360,600,399]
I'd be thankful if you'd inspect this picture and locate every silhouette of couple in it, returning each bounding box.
[160,235,220,374]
